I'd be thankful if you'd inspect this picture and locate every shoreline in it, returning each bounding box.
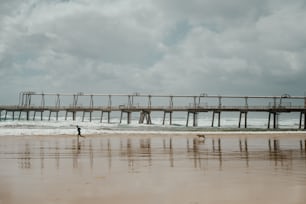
[0,130,305,139]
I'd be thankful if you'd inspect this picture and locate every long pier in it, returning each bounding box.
[0,92,306,129]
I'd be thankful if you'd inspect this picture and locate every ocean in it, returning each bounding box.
[1,111,305,204]
[0,111,303,136]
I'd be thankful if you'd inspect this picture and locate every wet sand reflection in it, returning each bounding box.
[1,136,306,204]
[3,137,305,171]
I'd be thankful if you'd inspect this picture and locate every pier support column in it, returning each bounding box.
[186,111,198,127]
[268,112,278,129]
[211,111,221,127]
[49,111,59,121]
[100,111,111,123]
[100,111,103,123]
[139,111,152,124]
[162,111,173,125]
[299,112,306,130]
[238,111,248,128]
[65,111,76,121]
[4,110,19,120]
[82,112,85,122]
[82,111,92,122]
[120,111,132,124]
[26,111,29,121]
[16,111,29,120]
[33,111,43,121]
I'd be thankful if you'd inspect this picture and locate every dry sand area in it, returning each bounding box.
[0,132,306,204]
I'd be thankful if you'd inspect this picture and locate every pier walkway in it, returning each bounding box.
[0,92,305,129]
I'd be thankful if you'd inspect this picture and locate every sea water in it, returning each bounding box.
[0,111,303,136]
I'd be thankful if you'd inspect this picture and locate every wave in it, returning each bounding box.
[0,115,302,136]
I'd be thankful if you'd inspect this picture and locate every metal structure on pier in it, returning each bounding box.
[0,91,306,129]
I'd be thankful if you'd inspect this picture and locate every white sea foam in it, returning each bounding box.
[0,114,302,136]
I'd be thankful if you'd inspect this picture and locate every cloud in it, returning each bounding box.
[0,0,306,104]
[147,0,306,95]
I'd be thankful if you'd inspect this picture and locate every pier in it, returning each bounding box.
[0,91,306,129]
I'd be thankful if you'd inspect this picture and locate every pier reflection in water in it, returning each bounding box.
[1,136,304,171]
[1,135,306,204]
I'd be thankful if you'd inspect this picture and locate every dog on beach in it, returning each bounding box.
[196,134,205,141]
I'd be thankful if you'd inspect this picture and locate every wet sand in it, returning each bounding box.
[0,132,306,204]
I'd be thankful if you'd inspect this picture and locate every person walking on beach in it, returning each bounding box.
[76,125,84,137]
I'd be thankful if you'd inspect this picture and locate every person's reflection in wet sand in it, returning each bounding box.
[72,139,80,169]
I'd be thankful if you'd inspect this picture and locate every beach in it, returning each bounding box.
[0,132,306,204]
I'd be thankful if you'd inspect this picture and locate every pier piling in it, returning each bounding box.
[268,112,279,129]
[1,92,306,130]
[65,111,76,121]
[238,111,248,128]
[100,111,111,123]
[186,111,198,127]
[299,112,306,129]
[120,111,132,124]
[48,111,59,121]
[162,111,173,125]
[211,111,221,127]
[139,110,152,124]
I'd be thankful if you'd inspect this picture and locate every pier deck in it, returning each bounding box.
[1,92,305,129]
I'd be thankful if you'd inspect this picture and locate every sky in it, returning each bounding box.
[0,0,306,104]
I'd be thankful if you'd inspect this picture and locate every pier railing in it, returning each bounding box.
[1,92,306,129]
[1,104,305,111]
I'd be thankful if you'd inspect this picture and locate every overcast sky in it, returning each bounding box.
[1,0,306,104]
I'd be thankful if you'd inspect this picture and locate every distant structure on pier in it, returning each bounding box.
[0,91,306,129]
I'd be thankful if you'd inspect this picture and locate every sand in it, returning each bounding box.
[0,132,306,204]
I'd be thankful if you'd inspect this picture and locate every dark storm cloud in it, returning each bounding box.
[0,0,306,104]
